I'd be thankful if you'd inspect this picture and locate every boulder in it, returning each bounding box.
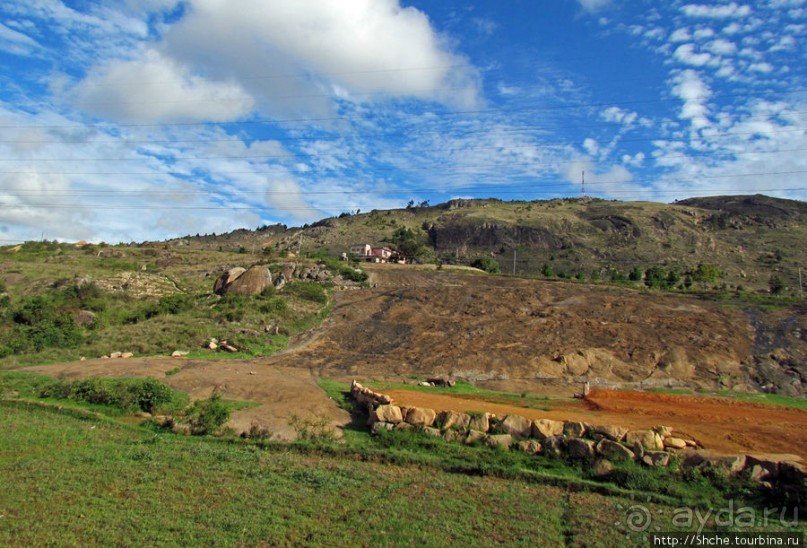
[642,451,671,467]
[532,419,564,441]
[213,267,246,295]
[681,452,746,476]
[171,350,190,358]
[563,421,586,439]
[468,413,491,433]
[664,437,688,450]
[109,351,123,359]
[423,427,442,437]
[517,440,542,455]
[626,430,664,451]
[372,404,403,424]
[748,465,773,483]
[653,425,674,438]
[485,434,513,450]
[596,439,635,461]
[442,429,465,443]
[120,352,134,359]
[500,415,532,439]
[73,310,96,327]
[591,424,628,442]
[592,458,614,478]
[465,429,487,445]
[565,438,596,460]
[405,407,437,427]
[437,410,471,431]
[542,435,565,457]
[225,265,272,296]
[393,422,413,432]
[273,273,286,290]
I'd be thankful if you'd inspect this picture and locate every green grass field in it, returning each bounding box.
[1,374,804,545]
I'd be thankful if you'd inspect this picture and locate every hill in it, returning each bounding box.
[168,194,806,296]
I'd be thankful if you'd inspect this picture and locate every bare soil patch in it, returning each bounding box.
[26,358,351,441]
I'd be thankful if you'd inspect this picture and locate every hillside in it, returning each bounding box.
[168,194,807,295]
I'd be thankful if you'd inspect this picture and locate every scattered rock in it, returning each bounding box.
[171,350,190,358]
[653,425,674,438]
[442,429,465,443]
[120,352,134,359]
[73,310,96,327]
[393,422,413,431]
[517,440,542,455]
[542,435,565,457]
[566,438,596,460]
[563,421,586,439]
[423,426,442,437]
[682,452,746,476]
[626,430,664,451]
[134,411,152,419]
[220,343,239,353]
[437,410,471,431]
[372,404,403,424]
[405,407,437,427]
[591,424,628,442]
[642,451,671,467]
[485,434,513,450]
[109,351,123,359]
[596,439,635,461]
[592,459,615,478]
[664,437,688,450]
[465,429,487,445]
[500,414,532,439]
[532,418,564,441]
[468,413,491,433]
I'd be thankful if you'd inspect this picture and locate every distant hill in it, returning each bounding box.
[169,195,806,294]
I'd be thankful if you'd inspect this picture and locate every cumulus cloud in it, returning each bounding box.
[670,69,712,130]
[159,0,480,114]
[73,49,255,123]
[681,3,753,19]
[673,43,713,66]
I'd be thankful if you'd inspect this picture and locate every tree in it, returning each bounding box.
[470,257,500,274]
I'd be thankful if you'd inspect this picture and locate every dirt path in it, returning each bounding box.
[26,358,351,441]
[382,387,807,460]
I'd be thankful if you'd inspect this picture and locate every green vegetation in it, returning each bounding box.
[470,256,501,274]
[184,391,231,435]
[0,373,803,544]
[39,377,184,414]
[0,244,336,368]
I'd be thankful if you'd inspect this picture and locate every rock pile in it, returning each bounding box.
[350,382,806,487]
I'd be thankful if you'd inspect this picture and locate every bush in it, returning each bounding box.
[185,392,230,435]
[470,257,501,274]
[39,377,176,413]
[6,295,83,353]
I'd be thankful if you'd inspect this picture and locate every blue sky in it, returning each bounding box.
[0,0,805,243]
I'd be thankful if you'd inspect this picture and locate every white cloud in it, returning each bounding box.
[160,0,480,113]
[578,0,612,13]
[706,38,738,55]
[669,28,692,42]
[681,3,753,19]
[72,49,255,123]
[670,69,712,130]
[0,21,42,55]
[673,43,713,66]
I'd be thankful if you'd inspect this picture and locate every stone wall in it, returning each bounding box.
[350,381,805,487]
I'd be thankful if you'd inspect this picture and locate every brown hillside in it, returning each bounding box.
[278,264,805,396]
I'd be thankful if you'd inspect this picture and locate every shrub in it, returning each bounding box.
[39,377,176,413]
[470,257,501,274]
[185,392,230,435]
